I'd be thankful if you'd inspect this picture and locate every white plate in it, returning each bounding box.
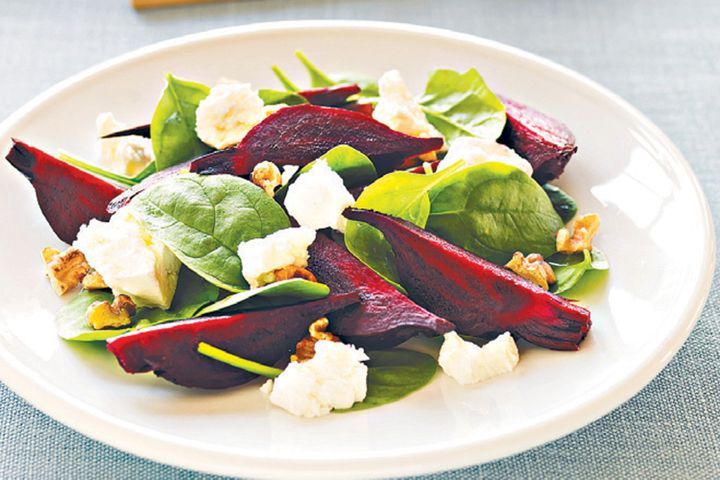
[0,21,714,479]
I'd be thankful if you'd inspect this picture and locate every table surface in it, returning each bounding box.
[1,0,719,478]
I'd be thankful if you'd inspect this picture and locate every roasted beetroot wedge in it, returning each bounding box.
[190,104,443,176]
[299,84,361,106]
[498,96,578,183]
[308,233,454,349]
[344,209,591,350]
[107,293,359,389]
[5,140,124,243]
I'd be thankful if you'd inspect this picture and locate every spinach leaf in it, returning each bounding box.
[258,88,308,106]
[196,279,329,316]
[427,162,564,264]
[330,73,379,99]
[336,349,437,413]
[57,268,219,341]
[344,166,460,286]
[543,184,578,223]
[295,50,335,88]
[549,248,609,295]
[151,74,211,171]
[419,68,506,143]
[131,173,290,291]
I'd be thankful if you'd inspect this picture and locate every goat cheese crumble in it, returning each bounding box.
[195,82,265,149]
[74,208,180,309]
[284,160,355,232]
[436,137,533,176]
[372,69,443,141]
[438,331,519,385]
[96,113,154,177]
[262,340,369,417]
[236,227,316,288]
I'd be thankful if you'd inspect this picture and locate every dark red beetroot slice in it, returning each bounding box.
[343,101,374,117]
[308,233,454,349]
[190,104,443,176]
[298,84,361,106]
[498,96,577,184]
[5,140,124,244]
[107,293,359,389]
[344,209,591,351]
[100,124,151,139]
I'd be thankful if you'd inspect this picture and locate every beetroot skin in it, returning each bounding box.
[190,104,443,176]
[5,140,124,243]
[344,209,591,351]
[298,84,361,106]
[107,293,359,389]
[498,96,578,184]
[308,233,454,349]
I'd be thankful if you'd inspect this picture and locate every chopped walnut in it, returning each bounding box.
[290,317,340,362]
[505,252,556,290]
[82,269,108,290]
[86,294,137,330]
[273,265,317,283]
[251,161,283,196]
[556,213,601,254]
[42,247,90,296]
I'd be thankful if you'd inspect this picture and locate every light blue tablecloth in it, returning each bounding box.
[1,1,718,478]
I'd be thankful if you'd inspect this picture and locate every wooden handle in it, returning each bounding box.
[132,0,222,9]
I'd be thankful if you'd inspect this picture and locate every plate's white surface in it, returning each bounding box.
[0,21,714,479]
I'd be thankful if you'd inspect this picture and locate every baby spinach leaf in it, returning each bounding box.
[419,68,506,143]
[427,162,564,265]
[543,184,578,223]
[196,279,329,316]
[344,166,460,286]
[57,269,219,342]
[549,248,609,295]
[131,173,290,292]
[151,74,211,171]
[330,73,379,99]
[295,50,335,88]
[336,349,437,413]
[258,89,308,106]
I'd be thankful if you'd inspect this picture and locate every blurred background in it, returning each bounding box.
[1,1,718,479]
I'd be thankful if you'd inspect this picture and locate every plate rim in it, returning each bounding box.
[0,20,715,479]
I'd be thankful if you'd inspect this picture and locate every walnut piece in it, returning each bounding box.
[42,247,90,296]
[505,252,556,290]
[82,270,108,290]
[273,265,318,283]
[290,317,340,362]
[86,294,137,330]
[251,161,283,196]
[556,213,601,254]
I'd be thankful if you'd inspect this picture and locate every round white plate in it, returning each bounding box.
[0,21,714,479]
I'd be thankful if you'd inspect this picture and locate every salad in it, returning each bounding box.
[5,51,607,417]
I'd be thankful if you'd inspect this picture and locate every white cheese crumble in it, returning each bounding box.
[284,160,355,232]
[372,69,443,141]
[195,82,265,149]
[436,137,533,176]
[263,341,369,417]
[96,113,154,177]
[438,331,519,385]
[280,165,300,186]
[236,227,317,288]
[74,208,181,309]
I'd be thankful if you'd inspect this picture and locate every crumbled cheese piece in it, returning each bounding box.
[436,137,533,176]
[96,113,154,177]
[237,227,316,288]
[74,208,180,309]
[439,331,519,385]
[195,83,265,149]
[281,165,300,186]
[264,341,368,417]
[284,160,355,232]
[260,379,273,396]
[372,70,443,142]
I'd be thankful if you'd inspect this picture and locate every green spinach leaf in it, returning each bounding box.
[336,349,437,413]
[196,279,329,316]
[258,88,308,106]
[56,290,117,341]
[543,184,578,223]
[427,162,564,264]
[271,65,300,92]
[419,68,506,143]
[131,173,290,291]
[549,248,609,295]
[295,50,335,88]
[151,74,211,171]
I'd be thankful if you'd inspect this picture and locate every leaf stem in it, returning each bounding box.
[197,342,282,378]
